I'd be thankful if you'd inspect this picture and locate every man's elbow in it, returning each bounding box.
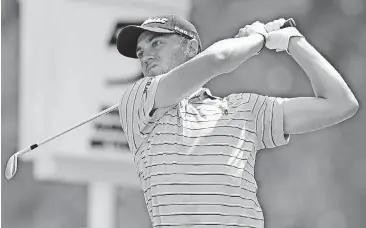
[210,50,244,74]
[348,100,359,116]
[340,98,359,120]
[204,49,231,74]
[204,42,238,74]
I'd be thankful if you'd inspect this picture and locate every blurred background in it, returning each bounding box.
[2,0,366,228]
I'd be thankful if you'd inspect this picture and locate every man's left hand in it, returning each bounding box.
[265,27,304,53]
[264,18,286,32]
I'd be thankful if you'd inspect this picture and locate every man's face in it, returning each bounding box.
[136,31,190,77]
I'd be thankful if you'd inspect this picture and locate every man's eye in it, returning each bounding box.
[152,40,162,47]
[137,51,143,58]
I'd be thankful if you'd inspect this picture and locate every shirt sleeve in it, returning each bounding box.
[251,94,290,150]
[118,74,169,151]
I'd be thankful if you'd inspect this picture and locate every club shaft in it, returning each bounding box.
[16,103,119,157]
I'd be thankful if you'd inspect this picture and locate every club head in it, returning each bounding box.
[5,154,18,180]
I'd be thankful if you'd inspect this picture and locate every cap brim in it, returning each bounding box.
[117,25,174,58]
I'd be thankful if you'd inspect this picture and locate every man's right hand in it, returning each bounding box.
[235,21,268,40]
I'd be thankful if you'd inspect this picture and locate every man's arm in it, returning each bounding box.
[282,37,359,134]
[153,30,266,110]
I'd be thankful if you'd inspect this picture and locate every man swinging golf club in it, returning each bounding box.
[116,15,358,227]
[5,14,359,227]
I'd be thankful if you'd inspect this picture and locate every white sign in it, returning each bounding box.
[19,0,191,179]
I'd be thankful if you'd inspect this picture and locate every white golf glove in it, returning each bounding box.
[265,27,304,54]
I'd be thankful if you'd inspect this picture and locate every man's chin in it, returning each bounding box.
[146,68,165,77]
[146,72,158,77]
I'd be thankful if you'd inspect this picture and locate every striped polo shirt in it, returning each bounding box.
[119,74,290,228]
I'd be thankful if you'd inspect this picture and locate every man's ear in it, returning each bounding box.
[187,39,199,58]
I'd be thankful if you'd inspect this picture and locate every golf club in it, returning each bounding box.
[5,103,119,180]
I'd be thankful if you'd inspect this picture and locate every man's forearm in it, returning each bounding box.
[224,34,265,72]
[288,37,358,106]
[207,33,265,73]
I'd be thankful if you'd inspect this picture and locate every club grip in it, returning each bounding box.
[281,18,296,28]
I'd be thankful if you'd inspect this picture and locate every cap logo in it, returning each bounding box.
[142,17,168,26]
[174,26,195,39]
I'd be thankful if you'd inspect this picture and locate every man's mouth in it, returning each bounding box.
[147,64,158,72]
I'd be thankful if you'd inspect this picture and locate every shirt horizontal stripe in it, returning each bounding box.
[153,215,263,227]
[147,194,259,209]
[154,120,257,134]
[154,223,262,228]
[152,212,263,221]
[147,193,260,208]
[144,182,256,195]
[142,172,257,187]
[151,202,262,212]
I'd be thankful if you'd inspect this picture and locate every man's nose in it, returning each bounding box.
[141,49,156,63]
[142,55,154,64]
[140,53,154,71]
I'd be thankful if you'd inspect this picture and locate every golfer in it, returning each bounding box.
[117,15,358,228]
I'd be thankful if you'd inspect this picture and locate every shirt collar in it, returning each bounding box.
[187,87,220,100]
